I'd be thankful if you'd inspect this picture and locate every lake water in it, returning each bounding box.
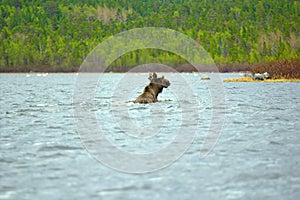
[1,73,299,199]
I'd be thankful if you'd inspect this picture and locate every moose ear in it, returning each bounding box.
[148,72,153,80]
[152,72,157,78]
[148,72,157,81]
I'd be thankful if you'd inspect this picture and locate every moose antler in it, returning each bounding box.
[148,72,157,82]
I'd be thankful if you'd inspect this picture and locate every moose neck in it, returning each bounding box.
[149,83,164,98]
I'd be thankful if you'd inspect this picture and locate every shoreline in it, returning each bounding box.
[0,71,218,74]
[1,72,299,82]
[224,77,300,82]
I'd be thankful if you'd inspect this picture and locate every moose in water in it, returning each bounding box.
[134,72,171,104]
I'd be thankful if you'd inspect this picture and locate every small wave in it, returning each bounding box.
[129,106,148,111]
[265,107,285,111]
[245,148,260,152]
[16,108,39,113]
[111,101,135,106]
[47,126,63,129]
[269,141,283,146]
[237,103,264,109]
[0,158,16,164]
[99,185,139,193]
[110,99,173,107]
[0,190,16,200]
[95,96,112,100]
[39,152,65,158]
[38,145,82,152]
[158,99,172,102]
[29,103,60,108]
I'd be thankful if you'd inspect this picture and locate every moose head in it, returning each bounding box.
[148,72,170,88]
[134,72,171,104]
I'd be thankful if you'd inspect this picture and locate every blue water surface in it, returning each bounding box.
[0,73,299,199]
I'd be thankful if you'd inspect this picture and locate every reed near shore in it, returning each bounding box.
[223,59,300,82]
[250,59,300,79]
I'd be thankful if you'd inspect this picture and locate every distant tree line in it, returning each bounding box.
[0,0,299,72]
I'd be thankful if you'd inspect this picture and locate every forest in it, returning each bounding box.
[0,0,299,72]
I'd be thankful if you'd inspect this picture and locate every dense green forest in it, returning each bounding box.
[0,0,299,72]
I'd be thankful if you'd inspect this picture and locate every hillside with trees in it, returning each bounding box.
[0,0,299,72]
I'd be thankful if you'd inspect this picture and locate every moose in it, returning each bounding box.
[134,72,171,104]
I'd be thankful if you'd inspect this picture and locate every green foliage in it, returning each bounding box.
[0,0,299,72]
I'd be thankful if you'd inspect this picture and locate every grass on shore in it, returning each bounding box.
[224,77,300,82]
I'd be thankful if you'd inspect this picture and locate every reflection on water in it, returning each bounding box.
[0,73,300,199]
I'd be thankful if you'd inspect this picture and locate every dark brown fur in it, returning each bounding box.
[134,73,170,104]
